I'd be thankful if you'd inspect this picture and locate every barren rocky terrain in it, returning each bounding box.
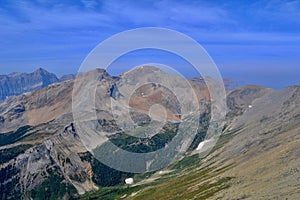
[0,67,299,200]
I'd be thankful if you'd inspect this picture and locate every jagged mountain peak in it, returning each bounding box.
[33,67,49,74]
[0,68,59,102]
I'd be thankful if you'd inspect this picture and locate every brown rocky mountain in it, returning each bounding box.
[0,67,299,199]
[0,68,59,102]
[0,67,211,133]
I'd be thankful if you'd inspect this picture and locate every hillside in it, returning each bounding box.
[0,67,299,200]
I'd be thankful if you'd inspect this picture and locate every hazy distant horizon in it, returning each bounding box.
[0,64,294,90]
[1,0,299,89]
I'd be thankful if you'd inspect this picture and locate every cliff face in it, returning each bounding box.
[0,68,59,102]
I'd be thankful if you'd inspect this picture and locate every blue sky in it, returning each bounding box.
[0,0,299,88]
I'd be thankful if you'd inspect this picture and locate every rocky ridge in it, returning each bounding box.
[0,68,59,102]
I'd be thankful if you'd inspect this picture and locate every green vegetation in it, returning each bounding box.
[30,174,78,200]
[70,172,88,183]
[125,162,234,200]
[0,165,22,200]
[188,111,211,151]
[110,129,177,153]
[0,125,32,146]
[79,152,133,187]
[129,176,232,200]
[79,113,241,200]
[107,122,179,154]
[80,131,236,200]
[80,163,234,200]
[171,154,201,171]
[80,186,144,200]
[0,144,33,165]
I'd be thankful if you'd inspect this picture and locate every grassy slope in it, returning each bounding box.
[80,129,239,200]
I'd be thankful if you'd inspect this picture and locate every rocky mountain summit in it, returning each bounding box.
[0,67,299,200]
[0,68,59,102]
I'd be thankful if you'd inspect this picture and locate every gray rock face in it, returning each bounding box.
[59,74,75,82]
[226,85,273,118]
[0,68,59,102]
[0,120,95,199]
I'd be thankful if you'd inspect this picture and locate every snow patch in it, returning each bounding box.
[125,178,134,185]
[196,139,213,151]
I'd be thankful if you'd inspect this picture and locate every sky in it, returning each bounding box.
[0,0,299,88]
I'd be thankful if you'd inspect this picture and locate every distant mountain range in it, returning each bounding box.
[0,68,239,103]
[0,68,75,102]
